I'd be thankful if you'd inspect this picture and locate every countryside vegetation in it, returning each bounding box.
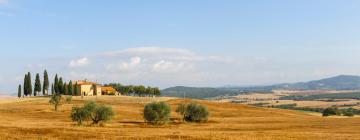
[4,71,360,139]
[1,96,360,139]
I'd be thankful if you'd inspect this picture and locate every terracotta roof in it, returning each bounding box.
[101,86,116,92]
[76,81,100,86]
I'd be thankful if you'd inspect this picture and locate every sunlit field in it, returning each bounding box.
[0,96,358,140]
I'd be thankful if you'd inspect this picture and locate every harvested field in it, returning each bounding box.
[0,96,359,139]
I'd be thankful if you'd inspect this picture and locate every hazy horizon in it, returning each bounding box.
[2,0,360,93]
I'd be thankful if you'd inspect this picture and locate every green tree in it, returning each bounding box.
[74,82,80,96]
[70,101,115,125]
[51,83,54,95]
[90,104,114,124]
[146,87,153,97]
[43,70,49,95]
[71,106,90,125]
[64,82,68,95]
[49,94,61,111]
[184,102,209,123]
[58,77,63,94]
[54,74,59,93]
[143,102,171,125]
[27,72,32,97]
[24,74,28,96]
[176,103,187,122]
[135,85,146,96]
[153,87,161,96]
[323,107,341,117]
[68,80,73,96]
[34,73,41,96]
[18,85,22,98]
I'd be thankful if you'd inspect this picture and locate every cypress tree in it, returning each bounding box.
[74,82,79,96]
[18,85,22,98]
[24,74,28,96]
[27,72,32,97]
[64,82,68,95]
[54,74,59,94]
[68,80,73,96]
[43,70,49,95]
[58,77,63,94]
[34,73,41,96]
[51,83,55,95]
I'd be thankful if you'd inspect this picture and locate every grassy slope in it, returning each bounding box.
[0,96,359,140]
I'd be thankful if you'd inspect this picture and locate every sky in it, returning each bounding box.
[1,0,360,93]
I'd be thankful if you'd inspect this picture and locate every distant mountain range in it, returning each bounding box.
[161,75,360,99]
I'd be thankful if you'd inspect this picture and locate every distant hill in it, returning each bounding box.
[162,75,360,99]
[161,86,273,99]
[271,75,360,90]
[161,86,239,99]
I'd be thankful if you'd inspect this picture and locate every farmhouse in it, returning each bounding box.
[101,86,120,95]
[75,80,120,96]
[77,81,102,96]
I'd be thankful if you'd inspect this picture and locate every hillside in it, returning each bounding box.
[161,86,239,99]
[273,75,360,90]
[162,75,360,99]
[0,96,359,139]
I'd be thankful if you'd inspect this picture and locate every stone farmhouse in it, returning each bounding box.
[76,80,119,96]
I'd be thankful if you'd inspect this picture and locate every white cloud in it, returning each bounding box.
[152,60,194,73]
[63,47,239,88]
[99,47,230,62]
[69,57,89,68]
[106,57,142,72]
[101,47,194,58]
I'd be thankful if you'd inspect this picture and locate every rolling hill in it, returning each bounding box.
[271,75,360,90]
[1,96,360,139]
[162,75,360,99]
[161,86,239,99]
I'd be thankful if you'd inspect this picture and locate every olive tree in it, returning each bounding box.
[322,107,340,117]
[176,103,187,122]
[143,102,171,125]
[70,101,115,125]
[71,106,90,125]
[184,102,209,123]
[49,94,61,111]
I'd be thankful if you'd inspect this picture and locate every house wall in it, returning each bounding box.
[80,85,93,96]
[96,87,102,96]
[79,85,102,96]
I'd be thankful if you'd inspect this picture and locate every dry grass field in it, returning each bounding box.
[0,96,359,140]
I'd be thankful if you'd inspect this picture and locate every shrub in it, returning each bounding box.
[343,108,355,117]
[176,103,187,122]
[49,94,61,111]
[66,96,73,103]
[70,101,115,125]
[70,106,90,125]
[322,107,341,117]
[143,102,171,125]
[90,104,115,124]
[184,102,209,123]
[273,104,297,109]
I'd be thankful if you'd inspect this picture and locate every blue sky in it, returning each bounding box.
[1,0,360,93]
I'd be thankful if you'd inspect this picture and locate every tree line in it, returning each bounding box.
[104,83,161,97]
[19,70,81,98]
[18,71,161,98]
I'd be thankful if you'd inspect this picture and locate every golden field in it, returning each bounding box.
[0,96,359,140]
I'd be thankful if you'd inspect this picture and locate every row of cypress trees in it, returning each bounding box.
[18,70,80,98]
[52,74,80,96]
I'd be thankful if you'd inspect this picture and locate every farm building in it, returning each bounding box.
[74,80,120,96]
[76,81,102,96]
[101,86,120,95]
